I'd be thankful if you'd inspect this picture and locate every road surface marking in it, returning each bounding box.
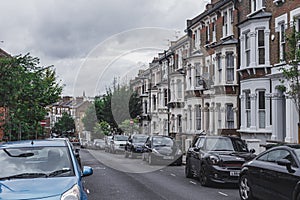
[160,170,164,172]
[218,192,228,197]
[86,189,90,194]
[170,173,176,177]
[189,181,197,185]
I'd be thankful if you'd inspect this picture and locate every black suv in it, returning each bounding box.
[124,134,148,158]
[185,135,255,186]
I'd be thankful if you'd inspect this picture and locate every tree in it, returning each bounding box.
[279,22,300,143]
[93,121,110,139]
[119,119,139,135]
[94,85,142,134]
[52,112,75,137]
[0,54,62,140]
[82,103,98,132]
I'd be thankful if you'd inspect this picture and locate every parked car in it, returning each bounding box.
[185,135,256,186]
[124,134,148,158]
[142,135,183,165]
[93,139,105,150]
[110,135,129,153]
[104,136,113,152]
[0,139,93,200]
[239,145,300,200]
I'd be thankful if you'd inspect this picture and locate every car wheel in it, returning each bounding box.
[239,175,254,200]
[185,160,193,178]
[199,164,211,186]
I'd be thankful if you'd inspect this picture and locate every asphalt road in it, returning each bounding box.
[81,149,240,200]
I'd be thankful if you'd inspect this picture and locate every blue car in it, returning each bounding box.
[0,139,93,200]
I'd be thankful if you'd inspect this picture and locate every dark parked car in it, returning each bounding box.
[239,145,300,200]
[0,139,93,200]
[142,135,183,165]
[185,135,255,186]
[125,134,148,158]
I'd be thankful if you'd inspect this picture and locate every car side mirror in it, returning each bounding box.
[194,147,200,152]
[277,159,294,173]
[82,166,93,177]
[250,149,255,154]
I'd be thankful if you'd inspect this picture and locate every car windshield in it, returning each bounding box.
[0,146,74,180]
[114,135,128,141]
[293,149,300,160]
[205,138,235,151]
[152,137,174,147]
[132,136,148,143]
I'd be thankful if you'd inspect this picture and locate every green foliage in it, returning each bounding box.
[119,119,139,135]
[0,54,62,140]
[94,85,142,134]
[82,103,98,132]
[52,112,75,136]
[279,22,300,116]
[92,121,110,139]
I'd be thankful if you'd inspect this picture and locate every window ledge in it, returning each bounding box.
[247,8,266,18]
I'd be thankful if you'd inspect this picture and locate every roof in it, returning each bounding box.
[187,0,233,29]
[238,10,272,27]
[0,139,67,148]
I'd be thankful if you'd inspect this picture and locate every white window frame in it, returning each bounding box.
[258,90,266,129]
[275,14,287,63]
[290,9,300,50]
[212,18,217,42]
[223,11,228,38]
[195,105,201,130]
[216,103,222,128]
[245,32,251,67]
[257,29,265,65]
[226,52,234,83]
[177,79,183,99]
[245,90,251,128]
[251,0,265,14]
[226,104,234,129]
[216,53,222,83]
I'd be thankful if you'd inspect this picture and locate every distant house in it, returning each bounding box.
[47,95,93,139]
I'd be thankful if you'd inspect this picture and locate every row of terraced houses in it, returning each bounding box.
[130,0,300,153]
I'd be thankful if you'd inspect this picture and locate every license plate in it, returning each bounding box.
[163,156,174,160]
[230,171,240,176]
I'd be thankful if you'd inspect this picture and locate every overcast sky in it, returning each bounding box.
[0,0,208,97]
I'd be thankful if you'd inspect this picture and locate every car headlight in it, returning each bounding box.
[176,149,182,155]
[208,155,220,165]
[61,184,80,200]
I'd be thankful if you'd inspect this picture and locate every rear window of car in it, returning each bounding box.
[114,135,128,141]
[133,136,148,143]
[152,137,174,147]
[0,146,74,179]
